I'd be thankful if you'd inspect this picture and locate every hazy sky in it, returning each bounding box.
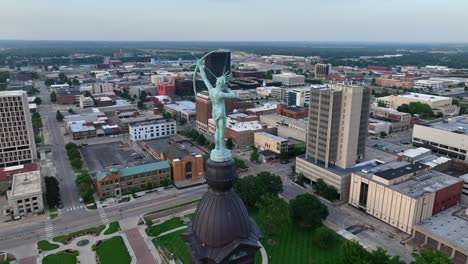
[1,0,467,42]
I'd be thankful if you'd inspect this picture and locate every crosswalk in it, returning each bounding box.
[63,205,86,212]
[44,221,54,239]
[98,209,109,225]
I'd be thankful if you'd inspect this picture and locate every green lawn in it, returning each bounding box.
[96,236,131,264]
[253,213,343,264]
[152,229,189,264]
[42,253,76,264]
[146,218,185,237]
[144,200,200,216]
[53,225,105,244]
[37,240,60,251]
[104,221,120,235]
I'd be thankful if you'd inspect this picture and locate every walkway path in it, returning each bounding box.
[18,256,36,264]
[124,228,157,264]
[258,242,268,264]
[156,226,187,238]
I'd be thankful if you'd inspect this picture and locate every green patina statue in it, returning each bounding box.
[193,50,238,162]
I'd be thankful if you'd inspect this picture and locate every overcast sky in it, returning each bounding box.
[1,0,467,42]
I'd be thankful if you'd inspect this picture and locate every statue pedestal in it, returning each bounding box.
[210,149,232,163]
[182,159,262,264]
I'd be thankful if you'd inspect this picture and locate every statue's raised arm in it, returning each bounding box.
[196,60,214,91]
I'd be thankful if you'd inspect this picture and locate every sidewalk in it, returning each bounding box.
[124,228,157,264]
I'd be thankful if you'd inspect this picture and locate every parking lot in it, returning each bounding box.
[80,141,155,175]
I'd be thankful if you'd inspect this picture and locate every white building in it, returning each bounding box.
[368,120,391,135]
[288,87,311,107]
[92,82,113,94]
[164,101,196,122]
[79,95,94,109]
[129,119,177,142]
[50,83,70,90]
[414,80,447,90]
[272,73,305,87]
[412,116,468,161]
[7,170,44,216]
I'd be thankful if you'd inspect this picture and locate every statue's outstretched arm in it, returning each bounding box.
[222,90,239,99]
[197,61,214,90]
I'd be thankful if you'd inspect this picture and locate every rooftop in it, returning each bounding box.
[415,205,468,251]
[120,114,166,125]
[398,93,451,102]
[69,122,96,133]
[255,132,288,142]
[0,163,38,181]
[424,115,468,134]
[164,101,196,112]
[299,156,384,177]
[97,160,170,181]
[9,170,42,198]
[0,90,26,97]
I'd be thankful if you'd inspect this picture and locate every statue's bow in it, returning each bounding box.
[192,49,223,96]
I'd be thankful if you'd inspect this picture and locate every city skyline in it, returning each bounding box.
[1,0,468,42]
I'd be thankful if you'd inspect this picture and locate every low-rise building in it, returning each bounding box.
[79,95,95,109]
[7,170,44,216]
[287,87,311,107]
[0,164,38,194]
[349,161,463,234]
[461,175,468,206]
[259,114,308,142]
[56,89,81,105]
[377,93,459,116]
[272,73,305,87]
[144,137,206,188]
[276,104,308,119]
[414,80,448,90]
[409,205,468,264]
[214,116,276,148]
[254,132,288,154]
[92,82,113,94]
[368,120,391,135]
[413,116,468,161]
[376,76,414,89]
[373,107,412,131]
[164,101,196,122]
[96,161,171,199]
[129,118,176,142]
[69,121,97,140]
[245,103,277,116]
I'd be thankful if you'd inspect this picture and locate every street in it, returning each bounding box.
[37,82,81,210]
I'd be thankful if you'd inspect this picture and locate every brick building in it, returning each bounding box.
[96,161,171,199]
[276,104,308,119]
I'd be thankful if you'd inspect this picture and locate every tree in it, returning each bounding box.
[371,78,376,86]
[379,131,387,138]
[45,79,55,86]
[314,178,339,201]
[68,108,74,114]
[50,91,57,103]
[234,157,248,170]
[257,172,283,195]
[371,248,406,264]
[398,102,432,115]
[250,146,259,163]
[137,101,144,109]
[44,176,60,208]
[31,112,42,131]
[377,101,386,107]
[255,194,290,236]
[196,134,207,146]
[76,170,93,203]
[289,193,328,228]
[33,97,42,105]
[234,172,282,209]
[160,178,171,187]
[397,104,410,113]
[295,173,305,187]
[411,250,452,264]
[71,158,82,170]
[58,72,68,84]
[226,138,234,149]
[56,110,64,122]
[338,240,372,264]
[314,226,338,249]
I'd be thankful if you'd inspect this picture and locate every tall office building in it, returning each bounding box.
[204,50,231,87]
[314,63,332,79]
[0,91,37,167]
[306,84,370,169]
[195,91,237,134]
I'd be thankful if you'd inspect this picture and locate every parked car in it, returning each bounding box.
[57,202,64,209]
[79,197,84,203]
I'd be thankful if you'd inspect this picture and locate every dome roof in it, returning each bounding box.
[192,190,251,248]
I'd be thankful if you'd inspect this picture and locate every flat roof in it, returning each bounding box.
[119,161,170,178]
[424,115,468,134]
[120,114,165,125]
[69,123,96,132]
[390,171,461,198]
[398,93,451,102]
[9,170,42,197]
[0,90,26,97]
[415,205,468,251]
[255,131,287,142]
[298,156,383,177]
[402,148,432,158]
